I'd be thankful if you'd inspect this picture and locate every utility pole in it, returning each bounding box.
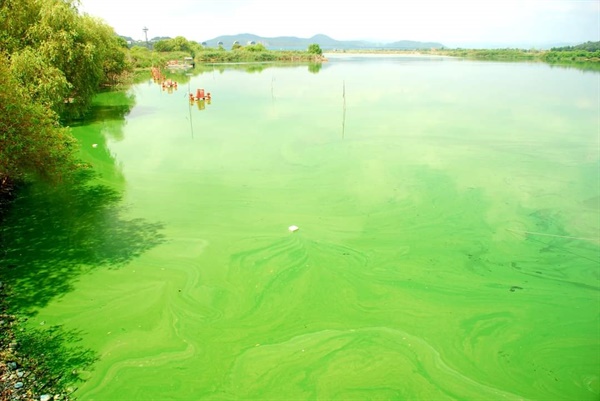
[143,26,149,48]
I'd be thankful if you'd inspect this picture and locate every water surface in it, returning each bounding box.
[11,55,600,400]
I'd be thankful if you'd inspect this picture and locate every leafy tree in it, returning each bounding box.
[154,37,190,52]
[153,36,201,58]
[170,36,190,51]
[551,41,600,52]
[245,43,266,52]
[128,45,158,68]
[0,0,39,53]
[153,39,171,52]
[0,0,132,191]
[1,0,130,119]
[0,55,78,186]
[9,47,71,114]
[83,16,130,87]
[308,43,323,55]
[188,41,202,58]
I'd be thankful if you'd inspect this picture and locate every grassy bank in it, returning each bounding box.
[196,48,325,63]
[427,48,600,63]
[127,43,325,69]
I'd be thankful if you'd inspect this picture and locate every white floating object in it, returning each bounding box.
[92,143,98,148]
[288,225,299,232]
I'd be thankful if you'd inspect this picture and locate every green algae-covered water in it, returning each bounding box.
[5,55,600,400]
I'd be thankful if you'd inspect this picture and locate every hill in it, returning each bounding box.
[202,33,444,50]
[551,41,600,52]
[386,40,447,50]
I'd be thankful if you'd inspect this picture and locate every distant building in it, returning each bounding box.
[233,40,240,45]
[247,40,256,45]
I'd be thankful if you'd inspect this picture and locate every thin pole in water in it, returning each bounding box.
[187,75,194,139]
[342,80,346,139]
[271,76,275,102]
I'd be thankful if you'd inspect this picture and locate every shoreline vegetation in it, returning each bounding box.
[428,48,600,63]
[127,38,326,70]
[129,37,600,75]
[323,42,600,71]
[328,46,600,63]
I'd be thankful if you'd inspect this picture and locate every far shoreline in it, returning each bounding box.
[319,48,600,69]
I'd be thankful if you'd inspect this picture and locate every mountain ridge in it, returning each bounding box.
[201,33,445,50]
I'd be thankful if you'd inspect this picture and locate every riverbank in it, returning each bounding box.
[0,283,78,401]
[127,46,326,70]
[326,48,600,72]
[196,49,325,63]
[328,47,600,63]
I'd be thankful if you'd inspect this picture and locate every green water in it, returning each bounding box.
[3,55,599,400]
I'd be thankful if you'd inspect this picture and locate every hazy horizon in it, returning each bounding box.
[117,31,595,50]
[79,0,599,49]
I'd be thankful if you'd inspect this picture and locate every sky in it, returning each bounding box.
[78,0,599,48]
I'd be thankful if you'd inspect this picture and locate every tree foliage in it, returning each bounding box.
[427,45,600,64]
[1,0,131,119]
[8,47,70,113]
[551,41,600,52]
[153,36,202,57]
[246,43,267,52]
[128,45,167,68]
[308,43,323,55]
[0,55,78,184]
[195,44,326,63]
[0,0,130,188]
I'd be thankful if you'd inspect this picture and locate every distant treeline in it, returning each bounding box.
[426,43,600,64]
[333,42,600,72]
[551,41,600,52]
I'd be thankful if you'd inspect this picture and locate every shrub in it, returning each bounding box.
[308,44,323,55]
